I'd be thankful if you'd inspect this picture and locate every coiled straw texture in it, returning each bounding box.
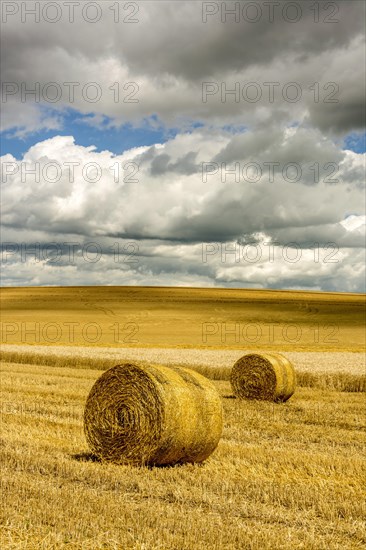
[84,363,223,465]
[230,353,296,402]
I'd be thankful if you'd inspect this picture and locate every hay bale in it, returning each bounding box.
[84,363,223,466]
[230,353,296,402]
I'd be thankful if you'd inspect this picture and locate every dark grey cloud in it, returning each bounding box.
[110,1,364,81]
[1,1,365,135]
[308,94,366,134]
[151,152,198,176]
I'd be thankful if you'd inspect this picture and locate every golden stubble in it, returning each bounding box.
[1,358,365,550]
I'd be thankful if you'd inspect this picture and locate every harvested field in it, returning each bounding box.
[1,358,365,549]
[1,286,365,548]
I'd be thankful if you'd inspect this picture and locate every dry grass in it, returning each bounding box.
[1,359,365,549]
[1,346,365,392]
[1,344,365,375]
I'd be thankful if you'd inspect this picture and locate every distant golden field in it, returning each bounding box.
[1,286,365,549]
[0,286,365,350]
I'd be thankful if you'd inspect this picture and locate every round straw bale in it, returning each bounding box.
[84,363,223,466]
[230,353,296,402]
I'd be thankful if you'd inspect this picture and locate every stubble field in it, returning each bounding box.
[1,286,365,549]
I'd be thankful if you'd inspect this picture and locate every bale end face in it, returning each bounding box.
[84,363,223,466]
[230,353,296,402]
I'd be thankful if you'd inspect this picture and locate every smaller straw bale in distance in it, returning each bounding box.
[230,353,296,402]
[84,363,223,466]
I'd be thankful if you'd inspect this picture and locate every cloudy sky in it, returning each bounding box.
[1,0,365,291]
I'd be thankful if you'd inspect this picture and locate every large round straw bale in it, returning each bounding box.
[84,363,223,466]
[230,353,296,402]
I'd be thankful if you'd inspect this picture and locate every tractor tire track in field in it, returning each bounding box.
[297,302,319,316]
[77,290,116,319]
